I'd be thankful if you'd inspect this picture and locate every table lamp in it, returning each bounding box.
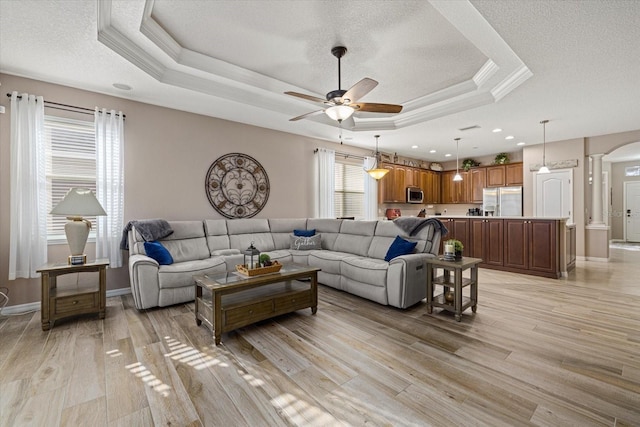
[50,188,107,265]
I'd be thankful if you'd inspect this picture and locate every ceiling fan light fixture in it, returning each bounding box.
[325,105,354,122]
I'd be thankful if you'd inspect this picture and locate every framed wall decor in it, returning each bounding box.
[205,153,270,218]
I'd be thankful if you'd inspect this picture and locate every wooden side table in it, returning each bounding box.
[36,259,109,330]
[426,256,482,321]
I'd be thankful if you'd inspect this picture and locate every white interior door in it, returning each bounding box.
[624,181,640,242]
[535,169,573,223]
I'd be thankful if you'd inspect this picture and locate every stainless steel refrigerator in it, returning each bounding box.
[482,186,523,217]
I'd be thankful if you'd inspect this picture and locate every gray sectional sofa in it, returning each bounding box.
[127,218,442,310]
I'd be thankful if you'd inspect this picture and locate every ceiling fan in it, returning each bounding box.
[285,46,403,123]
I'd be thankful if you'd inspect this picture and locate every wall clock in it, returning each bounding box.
[205,153,270,218]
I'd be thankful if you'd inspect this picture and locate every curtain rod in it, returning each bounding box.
[6,93,126,119]
[314,148,367,161]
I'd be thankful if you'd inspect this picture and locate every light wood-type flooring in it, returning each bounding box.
[1,247,640,426]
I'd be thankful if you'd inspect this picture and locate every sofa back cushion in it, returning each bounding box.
[227,218,275,252]
[154,221,210,263]
[306,218,343,250]
[367,221,425,260]
[204,219,231,254]
[269,218,308,250]
[333,220,376,257]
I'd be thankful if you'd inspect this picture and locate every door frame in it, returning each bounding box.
[533,168,574,224]
[623,181,640,242]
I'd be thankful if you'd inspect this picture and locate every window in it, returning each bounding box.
[334,159,364,218]
[44,115,96,240]
[625,166,640,177]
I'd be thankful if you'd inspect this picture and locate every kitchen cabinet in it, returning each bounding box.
[438,217,563,278]
[503,219,559,277]
[486,163,523,187]
[419,170,440,204]
[405,168,419,187]
[468,168,486,203]
[469,218,503,266]
[440,217,470,252]
[379,164,406,203]
[505,163,523,185]
[486,165,506,187]
[441,171,468,203]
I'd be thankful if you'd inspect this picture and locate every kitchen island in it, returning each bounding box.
[434,216,575,278]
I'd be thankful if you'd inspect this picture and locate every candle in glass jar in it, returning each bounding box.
[445,244,454,254]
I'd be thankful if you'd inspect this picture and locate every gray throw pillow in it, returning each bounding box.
[290,234,322,251]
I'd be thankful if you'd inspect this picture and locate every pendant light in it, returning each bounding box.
[365,135,389,180]
[453,138,463,181]
[538,119,550,174]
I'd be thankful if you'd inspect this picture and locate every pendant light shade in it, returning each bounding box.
[453,138,463,181]
[539,119,550,174]
[365,135,389,180]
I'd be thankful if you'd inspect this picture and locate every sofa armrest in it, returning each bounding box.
[128,254,160,310]
[387,253,435,308]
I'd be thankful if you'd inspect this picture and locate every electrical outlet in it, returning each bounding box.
[444,208,447,213]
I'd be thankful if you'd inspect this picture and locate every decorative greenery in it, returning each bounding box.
[462,158,480,171]
[494,152,510,164]
[259,253,271,266]
[445,239,464,251]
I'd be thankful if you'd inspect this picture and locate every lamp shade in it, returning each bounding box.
[325,105,354,121]
[50,188,106,217]
[367,168,390,180]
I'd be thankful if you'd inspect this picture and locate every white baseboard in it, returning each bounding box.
[585,256,610,262]
[0,287,131,316]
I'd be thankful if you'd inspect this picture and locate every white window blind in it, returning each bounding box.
[44,116,97,239]
[334,160,364,218]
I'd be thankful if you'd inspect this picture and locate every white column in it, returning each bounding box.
[590,154,605,225]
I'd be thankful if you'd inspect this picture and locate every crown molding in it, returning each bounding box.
[491,65,533,102]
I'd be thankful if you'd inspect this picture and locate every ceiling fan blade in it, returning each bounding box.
[351,102,403,114]
[284,91,327,104]
[289,110,325,121]
[343,78,378,103]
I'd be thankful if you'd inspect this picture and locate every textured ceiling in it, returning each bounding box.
[1,0,639,162]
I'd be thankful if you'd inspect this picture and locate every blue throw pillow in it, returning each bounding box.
[294,229,316,237]
[144,241,174,265]
[384,235,417,262]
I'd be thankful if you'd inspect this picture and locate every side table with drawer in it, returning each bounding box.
[36,259,109,330]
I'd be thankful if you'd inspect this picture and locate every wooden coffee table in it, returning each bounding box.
[193,264,320,345]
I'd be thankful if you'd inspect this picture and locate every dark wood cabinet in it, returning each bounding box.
[441,217,470,253]
[468,168,486,203]
[503,219,559,277]
[469,218,503,266]
[505,163,523,186]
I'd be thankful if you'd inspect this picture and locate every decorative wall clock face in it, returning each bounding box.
[205,153,270,218]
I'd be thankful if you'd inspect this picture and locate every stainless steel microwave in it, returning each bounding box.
[406,187,424,204]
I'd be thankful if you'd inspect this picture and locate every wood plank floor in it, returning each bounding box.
[1,247,640,426]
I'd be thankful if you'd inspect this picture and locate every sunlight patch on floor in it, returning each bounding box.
[126,362,171,397]
[271,392,339,426]
[163,335,226,370]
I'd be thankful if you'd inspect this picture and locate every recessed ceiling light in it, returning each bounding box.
[505,135,515,140]
[517,141,526,146]
[492,128,502,133]
[429,149,436,153]
[445,153,452,157]
[411,145,419,149]
[113,83,132,91]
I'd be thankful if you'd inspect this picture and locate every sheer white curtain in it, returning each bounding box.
[8,92,47,279]
[314,148,335,218]
[363,156,378,220]
[95,108,125,268]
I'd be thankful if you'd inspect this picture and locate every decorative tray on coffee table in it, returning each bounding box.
[235,261,282,277]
